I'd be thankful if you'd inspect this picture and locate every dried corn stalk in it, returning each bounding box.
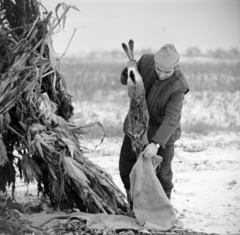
[0,0,129,215]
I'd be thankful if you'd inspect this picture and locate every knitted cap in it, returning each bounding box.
[154,44,179,71]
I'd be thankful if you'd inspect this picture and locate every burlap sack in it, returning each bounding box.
[130,153,176,230]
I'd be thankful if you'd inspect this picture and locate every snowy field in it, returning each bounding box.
[81,133,240,235]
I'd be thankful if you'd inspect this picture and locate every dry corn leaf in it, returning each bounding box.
[60,136,77,158]
[0,135,8,166]
[48,165,57,180]
[55,3,67,30]
[35,139,44,159]
[63,156,89,186]
[67,125,87,135]
[38,92,57,122]
[51,113,68,127]
[50,2,79,33]
[35,134,54,151]
[46,36,58,70]
[39,132,56,145]
[30,123,46,133]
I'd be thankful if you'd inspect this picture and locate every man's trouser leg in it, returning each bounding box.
[119,134,137,191]
[156,144,174,200]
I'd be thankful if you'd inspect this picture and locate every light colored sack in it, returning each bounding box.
[130,153,176,230]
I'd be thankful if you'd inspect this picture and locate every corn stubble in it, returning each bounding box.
[0,0,128,217]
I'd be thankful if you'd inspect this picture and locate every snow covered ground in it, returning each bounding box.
[81,132,240,235]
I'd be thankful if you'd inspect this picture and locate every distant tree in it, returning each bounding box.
[139,48,153,54]
[111,50,121,55]
[229,47,240,58]
[186,47,201,57]
[110,50,123,57]
[207,48,228,58]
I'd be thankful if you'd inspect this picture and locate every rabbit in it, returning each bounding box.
[122,40,149,156]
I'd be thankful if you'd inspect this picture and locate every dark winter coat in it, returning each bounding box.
[121,54,189,148]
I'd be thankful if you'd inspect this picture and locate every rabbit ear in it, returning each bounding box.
[128,40,134,60]
[122,43,133,60]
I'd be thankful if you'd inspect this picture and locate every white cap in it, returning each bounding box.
[154,44,179,71]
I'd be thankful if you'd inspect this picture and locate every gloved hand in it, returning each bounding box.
[127,60,137,68]
[142,142,158,159]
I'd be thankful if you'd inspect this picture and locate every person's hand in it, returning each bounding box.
[127,60,137,68]
[142,143,158,159]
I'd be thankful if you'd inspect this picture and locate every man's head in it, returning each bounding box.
[154,44,179,80]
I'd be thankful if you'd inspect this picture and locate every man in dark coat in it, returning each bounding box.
[119,44,189,201]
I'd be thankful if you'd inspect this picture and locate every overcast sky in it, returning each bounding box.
[41,0,240,56]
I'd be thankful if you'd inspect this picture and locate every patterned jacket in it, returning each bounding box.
[121,54,189,148]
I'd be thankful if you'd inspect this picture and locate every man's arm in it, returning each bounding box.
[151,89,186,148]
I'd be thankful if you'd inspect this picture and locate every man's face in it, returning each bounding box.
[155,65,174,80]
